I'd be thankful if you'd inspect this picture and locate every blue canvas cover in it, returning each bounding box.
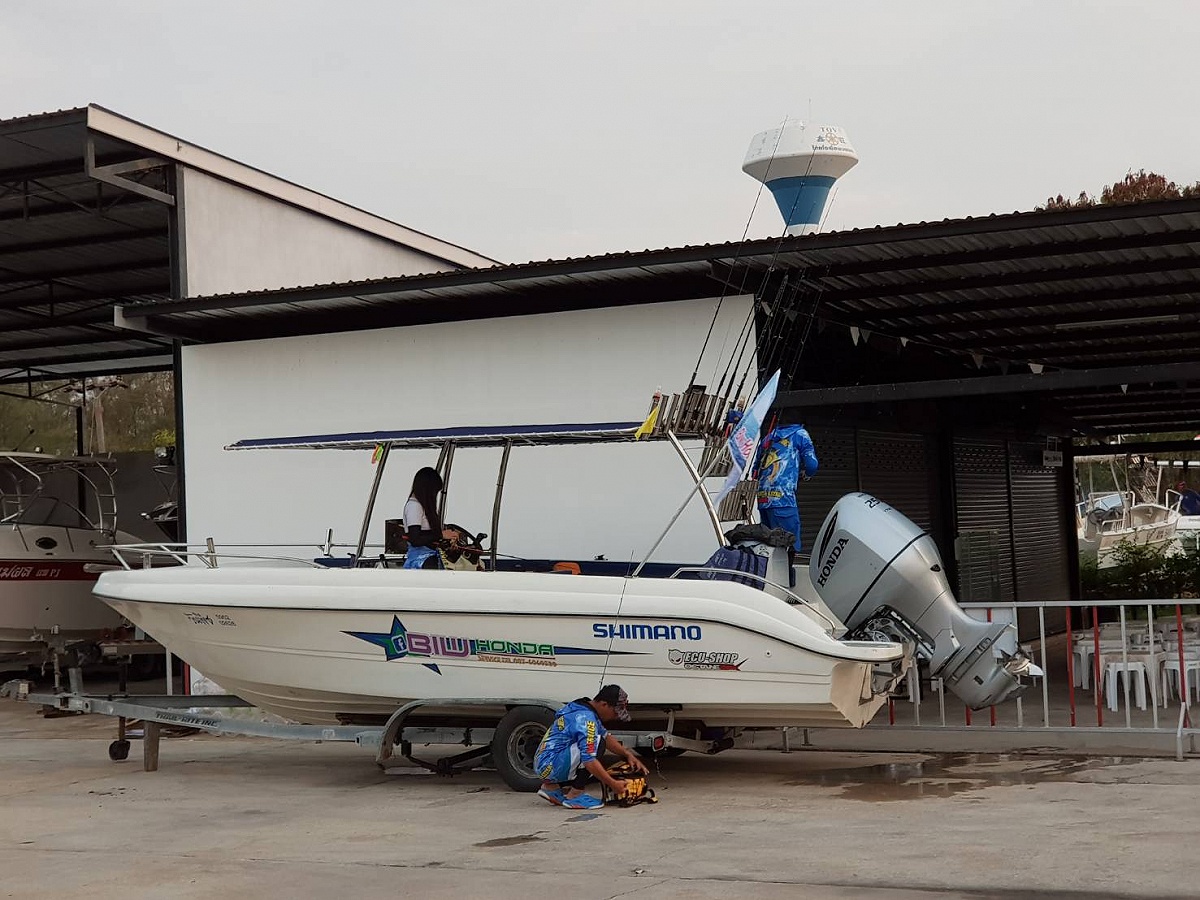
[698,545,768,588]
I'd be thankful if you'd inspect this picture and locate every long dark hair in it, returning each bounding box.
[410,467,444,533]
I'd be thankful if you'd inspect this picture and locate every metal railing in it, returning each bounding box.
[878,597,1200,756]
[106,542,328,570]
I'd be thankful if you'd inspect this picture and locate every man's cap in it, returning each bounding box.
[595,684,631,721]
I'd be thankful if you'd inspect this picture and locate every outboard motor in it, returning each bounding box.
[809,493,1039,709]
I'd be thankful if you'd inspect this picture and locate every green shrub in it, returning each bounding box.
[1090,541,1200,600]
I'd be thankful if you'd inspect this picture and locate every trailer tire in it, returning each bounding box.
[108,740,131,761]
[492,705,554,792]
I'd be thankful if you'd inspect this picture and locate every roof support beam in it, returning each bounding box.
[814,228,1200,279]
[861,282,1200,334]
[85,137,174,206]
[0,283,167,314]
[0,346,170,369]
[0,151,144,185]
[0,257,169,287]
[941,325,1200,355]
[0,227,164,256]
[1075,438,1200,454]
[817,256,1200,304]
[0,193,158,224]
[0,328,171,354]
[776,360,1200,408]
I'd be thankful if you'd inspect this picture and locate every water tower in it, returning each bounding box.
[742,121,858,235]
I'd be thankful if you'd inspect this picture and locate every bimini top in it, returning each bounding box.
[226,422,646,451]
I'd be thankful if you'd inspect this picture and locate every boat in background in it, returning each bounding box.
[0,453,142,669]
[1076,490,1180,568]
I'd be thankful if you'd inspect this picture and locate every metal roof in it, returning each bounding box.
[0,105,496,385]
[117,195,1200,437]
[0,107,174,382]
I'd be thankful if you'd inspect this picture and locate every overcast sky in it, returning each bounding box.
[4,1,1198,264]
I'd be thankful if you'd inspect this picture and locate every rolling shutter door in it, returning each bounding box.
[1009,441,1070,602]
[953,437,1014,603]
[858,430,937,533]
[797,425,857,556]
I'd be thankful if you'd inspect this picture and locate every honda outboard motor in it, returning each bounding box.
[809,493,1039,709]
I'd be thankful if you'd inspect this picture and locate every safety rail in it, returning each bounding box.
[667,565,841,634]
[106,542,327,570]
[876,597,1200,757]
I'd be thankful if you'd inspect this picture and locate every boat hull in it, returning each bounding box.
[0,526,131,666]
[96,566,906,729]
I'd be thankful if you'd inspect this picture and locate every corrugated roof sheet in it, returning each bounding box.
[116,195,1200,436]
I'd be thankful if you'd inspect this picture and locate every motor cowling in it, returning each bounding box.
[809,493,1038,709]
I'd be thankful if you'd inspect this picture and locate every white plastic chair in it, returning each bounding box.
[1103,660,1148,712]
[1072,636,1098,689]
[1160,657,1200,705]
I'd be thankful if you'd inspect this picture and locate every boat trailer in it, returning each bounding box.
[0,682,732,790]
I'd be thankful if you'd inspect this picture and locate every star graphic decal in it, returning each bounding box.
[345,615,410,660]
[344,616,443,673]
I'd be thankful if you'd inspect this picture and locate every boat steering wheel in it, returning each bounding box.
[443,523,488,566]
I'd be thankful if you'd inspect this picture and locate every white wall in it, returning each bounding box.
[179,168,460,296]
[181,296,756,565]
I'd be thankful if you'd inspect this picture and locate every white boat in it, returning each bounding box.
[1077,491,1180,568]
[94,418,1036,737]
[0,453,141,668]
[1174,514,1200,553]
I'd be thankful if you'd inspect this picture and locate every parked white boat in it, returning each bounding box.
[1077,491,1180,568]
[1174,514,1200,553]
[0,453,140,668]
[94,418,1035,737]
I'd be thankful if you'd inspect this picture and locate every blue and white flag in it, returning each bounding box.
[714,369,780,505]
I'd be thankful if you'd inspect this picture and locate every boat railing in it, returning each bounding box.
[105,542,328,570]
[666,566,841,634]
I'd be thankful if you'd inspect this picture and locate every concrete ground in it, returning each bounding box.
[2,677,1198,899]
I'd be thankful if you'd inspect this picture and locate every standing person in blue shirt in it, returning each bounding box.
[535,684,648,809]
[1177,482,1200,517]
[756,423,819,552]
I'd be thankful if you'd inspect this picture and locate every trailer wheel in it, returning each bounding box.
[108,740,131,761]
[492,705,553,792]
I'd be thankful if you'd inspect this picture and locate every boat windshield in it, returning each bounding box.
[0,455,115,533]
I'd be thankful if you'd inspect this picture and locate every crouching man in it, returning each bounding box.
[534,684,649,809]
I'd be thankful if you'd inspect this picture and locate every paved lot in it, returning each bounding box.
[1,684,1197,899]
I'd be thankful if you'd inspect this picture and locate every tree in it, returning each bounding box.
[0,372,175,455]
[1041,170,1200,210]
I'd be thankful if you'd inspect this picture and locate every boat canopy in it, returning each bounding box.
[226,422,646,452]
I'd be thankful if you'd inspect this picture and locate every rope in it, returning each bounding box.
[687,119,788,390]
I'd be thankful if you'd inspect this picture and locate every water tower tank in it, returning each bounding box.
[743,121,858,235]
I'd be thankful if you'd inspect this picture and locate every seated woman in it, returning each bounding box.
[402,467,460,569]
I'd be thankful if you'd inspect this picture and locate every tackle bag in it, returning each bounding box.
[601,760,658,807]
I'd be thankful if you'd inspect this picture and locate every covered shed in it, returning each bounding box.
[113,195,1200,605]
[0,104,494,386]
